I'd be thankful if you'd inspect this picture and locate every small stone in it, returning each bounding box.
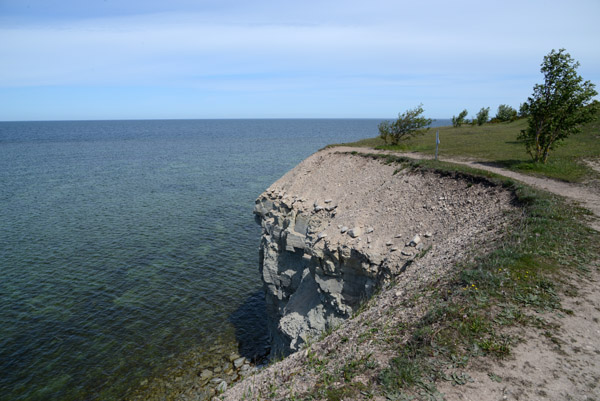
[394,234,403,238]
[229,353,240,362]
[366,227,374,234]
[210,377,223,384]
[314,200,319,207]
[325,204,337,211]
[390,247,398,252]
[233,357,246,369]
[408,234,421,247]
[199,370,213,381]
[314,205,323,212]
[348,228,361,238]
[395,290,403,297]
[324,199,332,204]
[317,232,328,239]
[416,243,424,250]
[401,250,413,256]
[424,231,433,238]
[386,241,393,246]
[340,226,348,233]
[216,381,228,393]
[367,236,372,243]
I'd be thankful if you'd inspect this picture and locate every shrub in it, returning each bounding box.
[476,107,490,125]
[495,104,518,122]
[378,104,432,145]
[452,109,468,127]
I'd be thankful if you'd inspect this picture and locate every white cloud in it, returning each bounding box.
[0,0,598,118]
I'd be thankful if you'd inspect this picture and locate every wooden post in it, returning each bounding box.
[435,130,440,160]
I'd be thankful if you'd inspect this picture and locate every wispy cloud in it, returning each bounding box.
[0,0,599,119]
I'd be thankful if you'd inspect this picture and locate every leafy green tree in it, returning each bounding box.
[378,104,432,145]
[518,102,529,117]
[518,49,598,163]
[451,109,468,127]
[495,104,517,122]
[476,107,490,125]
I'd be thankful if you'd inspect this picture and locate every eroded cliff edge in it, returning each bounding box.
[253,149,515,357]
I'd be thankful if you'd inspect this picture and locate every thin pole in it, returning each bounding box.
[435,130,439,160]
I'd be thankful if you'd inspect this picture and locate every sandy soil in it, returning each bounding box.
[333,147,600,232]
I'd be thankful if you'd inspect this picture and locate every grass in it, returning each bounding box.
[333,116,600,182]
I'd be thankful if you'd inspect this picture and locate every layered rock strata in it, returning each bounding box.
[254,150,514,356]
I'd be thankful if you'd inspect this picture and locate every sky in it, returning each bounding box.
[1,0,599,121]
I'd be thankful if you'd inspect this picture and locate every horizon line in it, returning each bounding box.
[0,117,452,123]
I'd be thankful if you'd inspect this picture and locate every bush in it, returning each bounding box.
[495,105,518,122]
[518,102,529,118]
[452,109,468,127]
[378,104,433,145]
[476,107,490,125]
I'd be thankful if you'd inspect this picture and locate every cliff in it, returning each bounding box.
[252,149,514,357]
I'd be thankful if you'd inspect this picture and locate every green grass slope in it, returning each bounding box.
[338,116,600,182]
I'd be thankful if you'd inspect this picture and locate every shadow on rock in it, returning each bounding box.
[228,290,270,364]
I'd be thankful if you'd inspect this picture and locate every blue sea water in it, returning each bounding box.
[0,119,449,400]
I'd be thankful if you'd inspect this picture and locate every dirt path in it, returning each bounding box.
[331,146,600,232]
[437,264,600,401]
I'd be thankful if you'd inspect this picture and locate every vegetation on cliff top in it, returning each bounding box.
[334,114,600,182]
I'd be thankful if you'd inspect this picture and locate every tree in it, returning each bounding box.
[476,107,490,125]
[495,104,517,122]
[378,104,432,145]
[452,109,468,127]
[518,49,598,163]
[518,102,529,117]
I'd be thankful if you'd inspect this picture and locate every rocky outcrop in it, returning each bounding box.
[254,192,382,356]
[253,150,515,357]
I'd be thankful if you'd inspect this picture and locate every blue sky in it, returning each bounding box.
[1,0,599,121]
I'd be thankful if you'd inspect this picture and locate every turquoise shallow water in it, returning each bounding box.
[0,119,396,400]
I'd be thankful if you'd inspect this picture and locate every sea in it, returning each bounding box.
[0,118,449,400]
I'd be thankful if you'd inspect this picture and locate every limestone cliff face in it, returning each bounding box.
[253,150,514,357]
[254,192,380,356]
